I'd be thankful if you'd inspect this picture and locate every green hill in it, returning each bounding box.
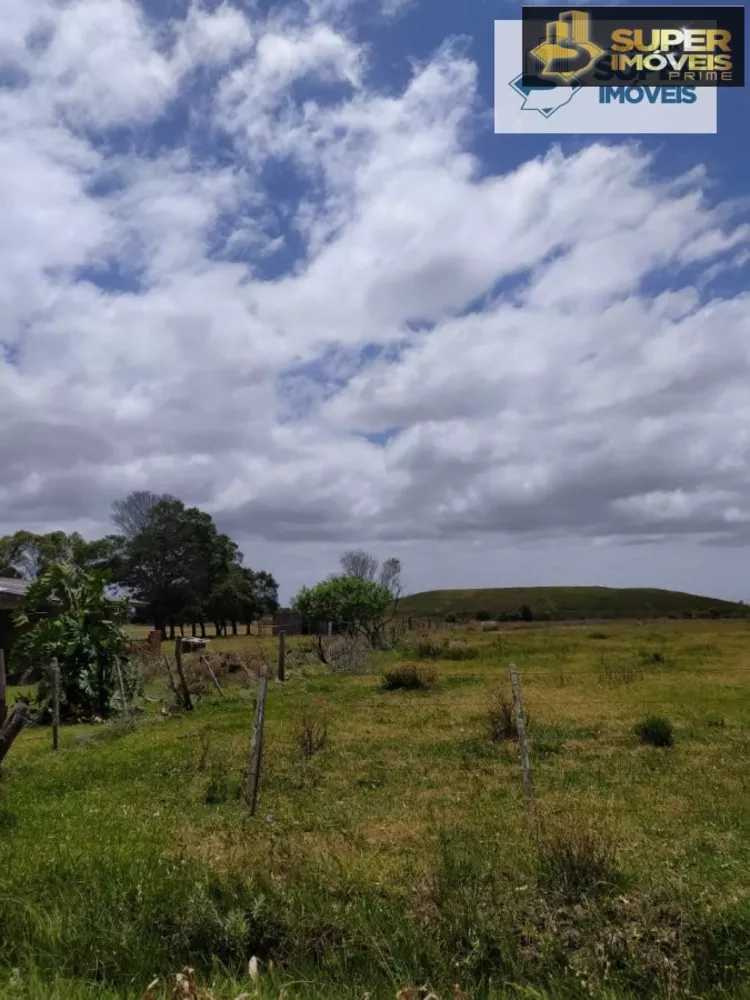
[398,586,749,621]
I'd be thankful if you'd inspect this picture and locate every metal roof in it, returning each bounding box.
[0,577,29,598]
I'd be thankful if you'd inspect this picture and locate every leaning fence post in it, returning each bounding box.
[50,659,60,751]
[509,662,537,836]
[245,667,269,816]
[278,630,286,682]
[114,657,129,715]
[201,655,224,696]
[0,648,6,727]
[0,701,30,765]
[174,637,193,711]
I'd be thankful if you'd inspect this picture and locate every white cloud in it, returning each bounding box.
[1,0,750,602]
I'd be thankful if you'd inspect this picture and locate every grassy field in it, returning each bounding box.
[1,622,750,999]
[398,586,750,620]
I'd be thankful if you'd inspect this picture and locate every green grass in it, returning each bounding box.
[2,621,750,998]
[398,585,750,621]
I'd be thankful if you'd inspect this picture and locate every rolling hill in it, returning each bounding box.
[398,586,749,621]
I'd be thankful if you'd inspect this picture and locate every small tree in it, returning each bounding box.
[292,576,394,647]
[12,563,132,720]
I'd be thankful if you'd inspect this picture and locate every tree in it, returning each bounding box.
[120,498,239,637]
[0,530,121,580]
[111,490,177,539]
[378,557,402,597]
[292,576,394,647]
[12,563,132,719]
[339,550,378,582]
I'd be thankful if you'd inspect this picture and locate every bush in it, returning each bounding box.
[635,714,674,747]
[382,662,438,691]
[487,692,518,741]
[520,604,534,622]
[475,610,492,621]
[414,635,444,658]
[444,613,457,623]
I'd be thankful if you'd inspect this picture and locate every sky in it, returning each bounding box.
[1,0,750,605]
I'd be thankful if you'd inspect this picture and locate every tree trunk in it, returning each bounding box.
[245,622,251,635]
[231,620,238,636]
[191,622,197,638]
[179,623,184,637]
[200,621,206,639]
[168,622,175,640]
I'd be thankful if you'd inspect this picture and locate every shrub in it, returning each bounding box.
[635,714,674,747]
[520,604,534,622]
[537,821,620,901]
[475,610,492,621]
[589,631,608,640]
[12,563,132,721]
[444,613,457,623]
[415,635,444,659]
[487,692,518,741]
[382,662,438,691]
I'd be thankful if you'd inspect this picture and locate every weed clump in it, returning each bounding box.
[410,636,479,660]
[487,693,518,742]
[298,700,328,760]
[537,821,620,901]
[635,714,674,747]
[382,662,438,691]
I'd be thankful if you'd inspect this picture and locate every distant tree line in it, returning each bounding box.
[0,491,279,639]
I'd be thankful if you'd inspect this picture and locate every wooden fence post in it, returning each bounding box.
[50,660,60,751]
[278,631,286,682]
[174,637,193,711]
[201,655,224,696]
[245,667,269,816]
[509,662,537,836]
[0,648,6,727]
[114,657,129,714]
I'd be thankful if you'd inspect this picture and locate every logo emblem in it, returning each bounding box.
[530,10,605,84]
[509,74,582,117]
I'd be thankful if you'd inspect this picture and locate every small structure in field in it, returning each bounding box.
[180,637,208,653]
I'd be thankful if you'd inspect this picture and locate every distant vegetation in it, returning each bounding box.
[398,586,750,621]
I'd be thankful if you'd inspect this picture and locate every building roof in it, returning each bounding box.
[0,577,29,598]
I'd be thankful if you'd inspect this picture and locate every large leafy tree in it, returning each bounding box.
[117,497,250,636]
[0,530,120,580]
[292,576,394,647]
[12,564,131,719]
